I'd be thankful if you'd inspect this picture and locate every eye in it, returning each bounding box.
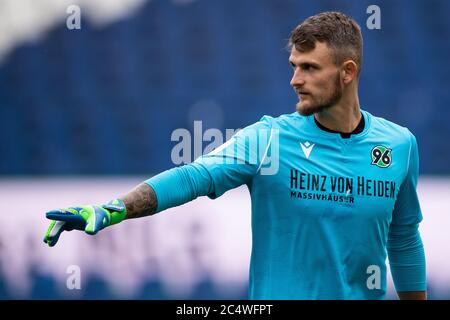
[301,64,313,71]
[290,62,296,70]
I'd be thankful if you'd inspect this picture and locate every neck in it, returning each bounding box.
[314,89,361,133]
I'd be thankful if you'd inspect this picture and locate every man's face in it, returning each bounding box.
[289,42,343,116]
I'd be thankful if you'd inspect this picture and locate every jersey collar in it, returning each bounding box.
[305,109,371,141]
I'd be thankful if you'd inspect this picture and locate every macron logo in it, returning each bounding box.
[300,141,315,159]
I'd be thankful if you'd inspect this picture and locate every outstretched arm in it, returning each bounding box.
[44,117,272,247]
[44,162,214,247]
[120,183,158,220]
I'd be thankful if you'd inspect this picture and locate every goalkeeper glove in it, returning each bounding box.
[43,199,127,247]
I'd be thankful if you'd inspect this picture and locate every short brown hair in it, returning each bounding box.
[288,12,363,77]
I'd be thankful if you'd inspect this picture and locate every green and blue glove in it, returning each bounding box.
[43,199,127,247]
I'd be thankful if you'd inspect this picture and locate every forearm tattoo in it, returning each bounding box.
[120,183,158,219]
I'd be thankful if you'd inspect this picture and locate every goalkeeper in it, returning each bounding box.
[44,12,426,300]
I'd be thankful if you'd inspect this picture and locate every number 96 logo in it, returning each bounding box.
[371,146,392,168]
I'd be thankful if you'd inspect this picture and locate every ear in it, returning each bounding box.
[342,60,358,84]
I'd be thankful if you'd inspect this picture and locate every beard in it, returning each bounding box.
[295,72,343,116]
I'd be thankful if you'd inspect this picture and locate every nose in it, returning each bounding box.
[290,68,305,87]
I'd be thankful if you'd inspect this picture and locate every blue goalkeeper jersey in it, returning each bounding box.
[147,109,426,299]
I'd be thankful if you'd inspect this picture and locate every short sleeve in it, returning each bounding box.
[194,116,275,198]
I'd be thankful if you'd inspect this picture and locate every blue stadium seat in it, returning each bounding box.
[0,0,449,175]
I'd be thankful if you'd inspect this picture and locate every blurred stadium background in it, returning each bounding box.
[0,0,449,299]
